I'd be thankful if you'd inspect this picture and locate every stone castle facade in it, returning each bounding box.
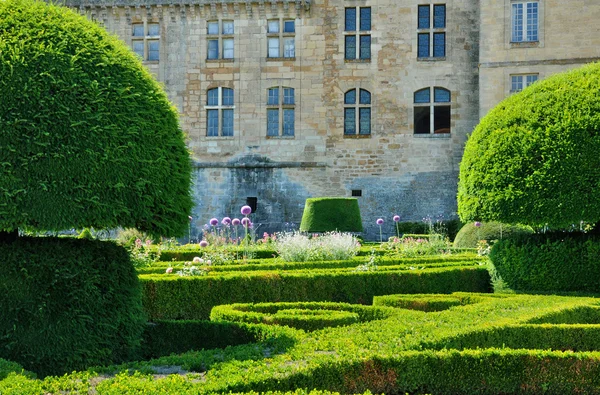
[56,0,600,240]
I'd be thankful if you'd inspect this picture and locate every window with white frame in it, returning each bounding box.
[414,87,451,134]
[207,20,234,60]
[132,22,160,61]
[511,1,538,42]
[206,88,234,137]
[267,87,295,137]
[344,7,371,60]
[510,74,538,93]
[344,89,371,136]
[267,19,295,58]
[417,4,446,58]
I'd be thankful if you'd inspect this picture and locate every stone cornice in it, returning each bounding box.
[54,0,310,11]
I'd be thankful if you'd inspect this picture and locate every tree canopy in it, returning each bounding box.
[458,62,600,228]
[0,0,192,237]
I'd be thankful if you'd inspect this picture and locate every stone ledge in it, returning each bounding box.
[194,160,325,168]
[54,0,310,9]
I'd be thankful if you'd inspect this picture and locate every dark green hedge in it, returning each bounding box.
[458,62,600,229]
[0,0,192,237]
[141,266,491,320]
[373,293,485,312]
[453,221,533,248]
[299,198,363,232]
[159,248,276,262]
[0,237,146,377]
[394,220,463,241]
[489,232,600,292]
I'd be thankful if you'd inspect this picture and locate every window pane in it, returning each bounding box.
[222,109,234,136]
[345,89,356,105]
[207,89,219,106]
[223,21,234,35]
[434,88,450,103]
[359,35,371,60]
[345,35,356,60]
[222,88,234,106]
[284,20,295,33]
[268,38,280,57]
[360,7,371,31]
[132,24,144,37]
[267,109,279,136]
[148,23,160,36]
[418,5,430,29]
[283,88,294,105]
[268,88,279,105]
[359,89,371,105]
[417,33,430,57]
[414,88,430,104]
[345,8,357,31]
[268,20,279,33]
[208,21,219,35]
[526,74,538,86]
[147,40,159,61]
[526,2,538,41]
[434,105,451,134]
[132,41,144,58]
[207,109,219,136]
[207,39,219,59]
[433,33,445,57]
[284,38,295,58]
[414,106,430,134]
[433,5,446,28]
[511,3,523,42]
[344,108,356,135]
[359,108,371,135]
[511,75,523,92]
[223,39,234,59]
[283,109,295,136]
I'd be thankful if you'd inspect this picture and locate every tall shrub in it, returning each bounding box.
[300,198,363,233]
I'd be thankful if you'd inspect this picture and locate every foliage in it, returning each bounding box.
[354,249,379,272]
[275,232,360,262]
[0,0,192,237]
[394,219,463,241]
[116,228,156,248]
[299,198,363,233]
[382,234,451,257]
[489,232,600,292]
[130,239,161,269]
[77,228,94,240]
[458,62,600,229]
[0,237,146,377]
[159,245,276,262]
[453,221,534,248]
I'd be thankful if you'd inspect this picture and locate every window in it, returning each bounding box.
[267,19,295,58]
[414,87,451,134]
[417,4,445,58]
[206,87,234,137]
[267,87,295,137]
[510,74,538,93]
[344,7,371,60]
[344,89,371,136]
[511,1,538,42]
[132,22,160,61]
[207,20,234,60]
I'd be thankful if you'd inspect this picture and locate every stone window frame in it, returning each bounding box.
[416,3,446,60]
[505,0,544,49]
[207,20,235,61]
[344,6,371,62]
[266,18,296,60]
[266,86,296,138]
[510,73,539,93]
[343,88,372,137]
[413,87,451,135]
[205,87,235,137]
[131,21,160,62]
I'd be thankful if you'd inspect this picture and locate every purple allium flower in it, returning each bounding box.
[241,217,251,226]
[474,221,482,228]
[222,217,231,225]
[199,240,209,248]
[248,221,254,229]
[210,218,219,226]
[241,205,252,216]
[376,218,384,225]
[165,267,173,274]
[393,215,401,222]
[232,218,241,226]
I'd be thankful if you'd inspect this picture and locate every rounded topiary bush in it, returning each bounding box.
[458,62,600,228]
[0,0,192,238]
[453,222,533,248]
[0,237,146,376]
[299,198,363,233]
[373,293,487,312]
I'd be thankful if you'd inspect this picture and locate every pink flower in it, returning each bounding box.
[135,238,142,248]
[145,239,152,246]
[241,205,252,216]
[193,257,202,263]
[232,218,241,226]
[199,240,209,248]
[165,267,173,274]
[206,260,212,265]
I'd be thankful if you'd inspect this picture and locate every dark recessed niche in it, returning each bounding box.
[351,190,362,197]
[246,197,258,213]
